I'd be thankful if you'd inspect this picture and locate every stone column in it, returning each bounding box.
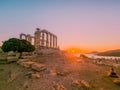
[41,32,45,47]
[53,35,55,48]
[27,34,32,44]
[48,33,50,48]
[46,32,49,48]
[20,34,22,39]
[55,36,57,48]
[50,34,52,48]
[34,28,41,48]
[31,36,34,45]
[25,35,27,40]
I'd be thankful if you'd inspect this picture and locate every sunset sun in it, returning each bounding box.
[71,49,75,53]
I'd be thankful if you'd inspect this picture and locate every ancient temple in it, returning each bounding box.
[20,28,58,49]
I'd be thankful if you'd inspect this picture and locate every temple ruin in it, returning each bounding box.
[20,28,58,49]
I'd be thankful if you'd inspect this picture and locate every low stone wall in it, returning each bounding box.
[7,51,18,62]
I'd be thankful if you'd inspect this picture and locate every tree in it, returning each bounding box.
[18,39,35,58]
[2,38,35,58]
[2,38,20,52]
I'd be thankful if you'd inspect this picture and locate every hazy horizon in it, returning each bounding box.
[0,0,120,52]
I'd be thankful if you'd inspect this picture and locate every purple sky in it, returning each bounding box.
[0,0,120,51]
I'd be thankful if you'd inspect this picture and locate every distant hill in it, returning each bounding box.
[97,49,120,57]
[88,51,99,54]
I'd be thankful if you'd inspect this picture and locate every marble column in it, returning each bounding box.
[20,34,22,39]
[55,36,57,48]
[50,34,52,48]
[34,28,41,48]
[27,34,32,43]
[48,33,50,48]
[41,32,45,47]
[53,35,55,48]
[46,32,49,48]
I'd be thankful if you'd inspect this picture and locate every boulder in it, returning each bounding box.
[56,71,70,76]
[31,63,46,72]
[53,84,67,90]
[81,80,91,88]
[31,73,40,78]
[71,80,82,89]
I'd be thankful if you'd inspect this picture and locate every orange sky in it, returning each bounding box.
[62,45,120,53]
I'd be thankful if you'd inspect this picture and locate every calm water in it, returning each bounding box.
[74,53,120,60]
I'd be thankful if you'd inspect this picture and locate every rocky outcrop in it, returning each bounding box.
[17,59,46,72]
[31,63,46,72]
[18,61,35,68]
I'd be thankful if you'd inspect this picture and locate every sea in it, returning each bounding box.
[73,53,120,60]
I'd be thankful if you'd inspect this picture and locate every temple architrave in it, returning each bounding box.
[20,28,58,49]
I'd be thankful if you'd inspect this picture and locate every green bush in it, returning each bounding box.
[2,38,35,58]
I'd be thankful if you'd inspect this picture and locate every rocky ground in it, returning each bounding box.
[0,50,120,90]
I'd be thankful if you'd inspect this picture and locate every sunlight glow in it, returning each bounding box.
[71,50,75,53]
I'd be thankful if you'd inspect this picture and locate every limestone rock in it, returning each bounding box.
[31,63,46,72]
[8,71,20,82]
[22,52,31,56]
[113,79,120,86]
[56,71,70,76]
[71,80,82,88]
[23,81,29,88]
[50,70,56,76]
[0,57,7,61]
[21,56,33,59]
[16,53,20,58]
[53,84,67,90]
[7,56,18,62]
[31,73,40,78]
[8,51,16,56]
[18,59,32,63]
[81,80,91,88]
[18,61,35,68]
